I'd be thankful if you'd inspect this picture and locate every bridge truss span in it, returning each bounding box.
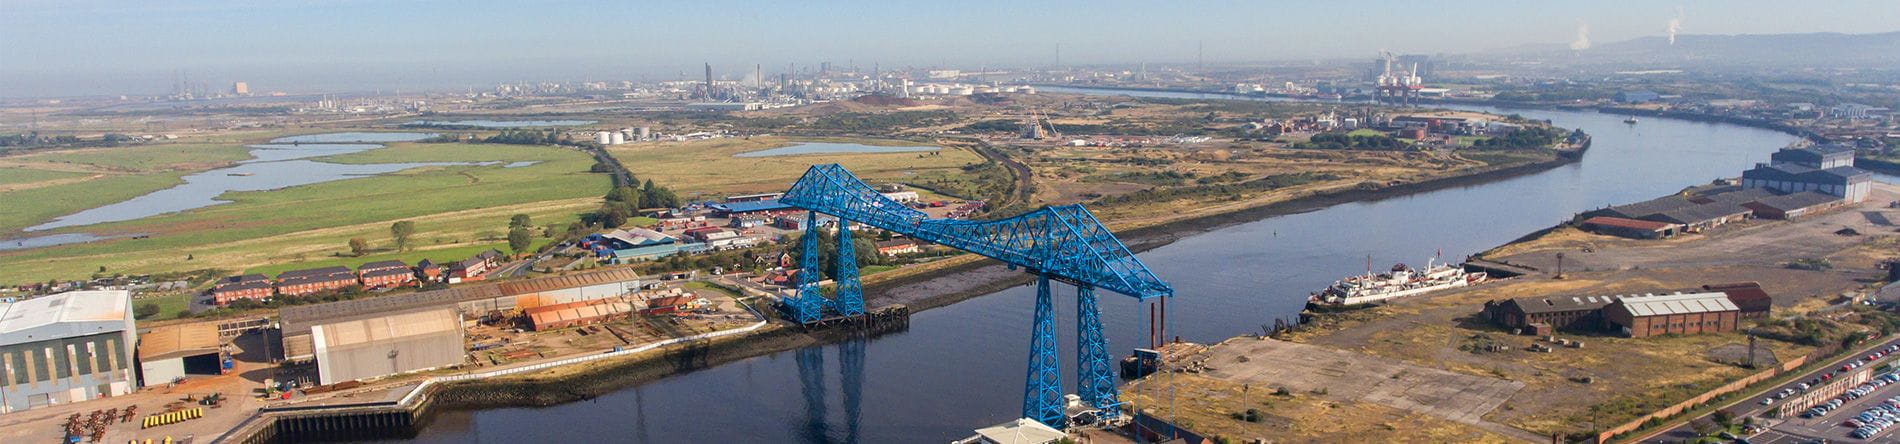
[776,163,1174,428]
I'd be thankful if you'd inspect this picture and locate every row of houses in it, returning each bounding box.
[209,250,504,305]
[1482,282,1771,338]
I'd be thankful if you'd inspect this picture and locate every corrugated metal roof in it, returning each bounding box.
[1616,292,1738,317]
[139,322,221,361]
[0,290,131,346]
[1581,216,1676,231]
[315,308,460,348]
[496,268,641,296]
[1748,191,1842,212]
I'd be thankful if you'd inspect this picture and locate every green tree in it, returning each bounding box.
[508,228,533,255]
[509,214,532,229]
[348,237,370,256]
[134,302,161,319]
[390,220,417,251]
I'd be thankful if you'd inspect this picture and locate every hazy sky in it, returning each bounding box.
[3,0,1898,97]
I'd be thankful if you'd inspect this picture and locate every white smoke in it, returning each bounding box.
[1667,7,1684,45]
[1570,21,1592,51]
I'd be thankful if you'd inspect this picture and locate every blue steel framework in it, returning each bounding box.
[779,164,1173,428]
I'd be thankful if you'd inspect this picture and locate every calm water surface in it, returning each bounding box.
[415,91,1836,443]
[13,133,500,242]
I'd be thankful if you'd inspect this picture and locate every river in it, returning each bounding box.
[3,132,550,251]
[410,88,1887,443]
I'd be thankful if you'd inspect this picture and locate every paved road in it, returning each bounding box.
[1755,370,1900,443]
[1639,337,1900,443]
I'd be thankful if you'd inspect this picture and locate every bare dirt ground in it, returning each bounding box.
[1491,184,1900,275]
[1161,337,1537,442]
[0,327,275,444]
[1252,187,1900,438]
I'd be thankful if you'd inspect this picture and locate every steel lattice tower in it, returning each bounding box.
[1023,274,1064,426]
[830,222,865,317]
[790,212,826,324]
[1076,284,1119,419]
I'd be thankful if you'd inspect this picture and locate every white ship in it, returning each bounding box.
[1309,258,1487,306]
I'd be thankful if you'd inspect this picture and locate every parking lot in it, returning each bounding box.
[1752,345,1900,443]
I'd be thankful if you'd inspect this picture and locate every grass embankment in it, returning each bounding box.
[607,136,982,196]
[0,142,609,280]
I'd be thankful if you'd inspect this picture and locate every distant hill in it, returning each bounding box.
[1496,31,1900,68]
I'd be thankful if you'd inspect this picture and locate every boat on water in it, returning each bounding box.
[1624,116,1639,124]
[227,172,254,176]
[1308,258,1487,306]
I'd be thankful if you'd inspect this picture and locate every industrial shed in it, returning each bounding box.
[279,289,462,362]
[1603,292,1740,338]
[1579,216,1679,239]
[311,308,464,386]
[1483,295,1619,333]
[136,322,223,386]
[0,290,138,414]
[526,299,638,331]
[1741,191,1845,219]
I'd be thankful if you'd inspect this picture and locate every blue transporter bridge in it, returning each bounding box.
[778,163,1174,428]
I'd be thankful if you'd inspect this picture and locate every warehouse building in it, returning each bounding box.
[527,299,638,331]
[1578,216,1679,239]
[1740,191,1846,219]
[1483,295,1619,334]
[1702,282,1773,319]
[1603,292,1740,338]
[279,289,463,364]
[282,268,647,362]
[0,290,139,414]
[310,308,463,385]
[1743,146,1872,204]
[136,322,223,386]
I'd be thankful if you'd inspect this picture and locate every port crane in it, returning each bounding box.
[778,164,1174,427]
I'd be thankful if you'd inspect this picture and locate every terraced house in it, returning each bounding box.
[275,266,357,297]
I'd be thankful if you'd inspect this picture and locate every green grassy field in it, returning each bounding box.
[0,142,611,281]
[132,292,193,323]
[11,143,252,172]
[608,136,981,197]
[1345,128,1387,137]
[0,172,191,233]
[0,167,87,185]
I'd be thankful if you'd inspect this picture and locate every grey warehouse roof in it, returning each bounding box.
[1614,292,1739,317]
[0,290,132,346]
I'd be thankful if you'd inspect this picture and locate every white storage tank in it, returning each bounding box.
[609,132,625,145]
[595,131,612,145]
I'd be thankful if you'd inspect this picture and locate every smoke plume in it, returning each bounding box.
[1569,21,1592,51]
[1667,7,1684,45]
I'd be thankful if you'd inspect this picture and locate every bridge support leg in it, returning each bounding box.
[790,212,825,324]
[1023,273,1064,428]
[831,222,865,318]
[1076,284,1120,420]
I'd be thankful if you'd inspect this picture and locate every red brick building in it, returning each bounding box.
[275,266,357,296]
[1603,292,1741,338]
[1703,282,1773,319]
[211,277,275,305]
[359,267,416,289]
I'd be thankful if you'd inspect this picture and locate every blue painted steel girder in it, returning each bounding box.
[789,211,826,324]
[1023,274,1064,427]
[831,223,866,317]
[1076,284,1120,419]
[780,164,1173,302]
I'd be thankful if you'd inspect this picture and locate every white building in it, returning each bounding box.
[1,290,139,414]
